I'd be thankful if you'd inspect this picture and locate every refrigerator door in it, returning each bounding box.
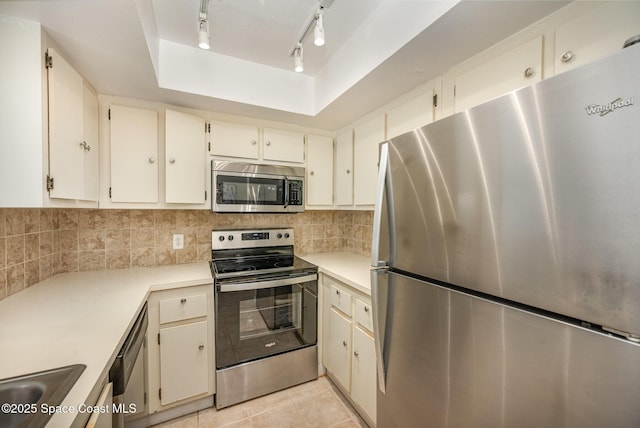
[385,45,640,337]
[375,270,640,428]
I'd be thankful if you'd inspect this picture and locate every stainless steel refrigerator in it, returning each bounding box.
[371,43,640,428]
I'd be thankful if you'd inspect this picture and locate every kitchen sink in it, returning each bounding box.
[0,364,85,428]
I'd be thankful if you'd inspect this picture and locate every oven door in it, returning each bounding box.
[215,273,317,370]
[213,171,287,213]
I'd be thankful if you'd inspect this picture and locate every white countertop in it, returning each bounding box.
[0,263,212,428]
[300,252,372,295]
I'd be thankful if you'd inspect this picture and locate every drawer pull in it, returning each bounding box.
[180,298,187,304]
[199,344,205,350]
[561,51,574,63]
[336,290,340,296]
[342,340,348,347]
[364,306,369,313]
[354,351,359,357]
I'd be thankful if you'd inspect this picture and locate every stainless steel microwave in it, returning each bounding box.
[211,160,305,213]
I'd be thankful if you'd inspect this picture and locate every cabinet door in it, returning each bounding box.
[83,82,99,201]
[210,121,259,159]
[109,105,158,203]
[327,308,352,391]
[263,128,305,163]
[306,134,334,206]
[453,36,542,113]
[47,48,84,200]
[352,326,376,424]
[159,320,209,405]
[386,91,434,139]
[335,130,354,206]
[353,116,384,206]
[555,2,640,74]
[84,382,113,428]
[165,109,206,204]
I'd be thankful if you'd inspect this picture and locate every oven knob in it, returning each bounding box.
[284,233,290,239]
[277,233,283,239]
[218,236,225,242]
[228,235,234,241]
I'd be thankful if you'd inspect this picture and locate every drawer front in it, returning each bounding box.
[160,293,208,324]
[354,298,373,333]
[330,284,352,317]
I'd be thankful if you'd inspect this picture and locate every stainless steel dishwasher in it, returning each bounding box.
[109,303,149,428]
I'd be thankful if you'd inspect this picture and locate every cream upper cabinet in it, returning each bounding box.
[165,109,206,204]
[554,2,640,74]
[109,105,159,203]
[353,116,384,206]
[306,134,334,207]
[210,121,259,160]
[335,130,354,206]
[452,36,543,113]
[263,127,305,163]
[47,48,99,201]
[386,90,434,139]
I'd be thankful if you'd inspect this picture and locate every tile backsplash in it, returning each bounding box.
[0,209,373,301]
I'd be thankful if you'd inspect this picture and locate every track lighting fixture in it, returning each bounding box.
[314,8,325,46]
[198,0,210,50]
[293,43,304,73]
[290,3,333,72]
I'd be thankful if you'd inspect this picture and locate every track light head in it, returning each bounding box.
[314,8,325,47]
[294,43,304,73]
[198,1,210,50]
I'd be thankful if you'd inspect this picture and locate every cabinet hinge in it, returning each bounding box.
[432,93,438,108]
[45,52,53,69]
[453,85,456,97]
[157,333,160,345]
[144,392,147,405]
[159,388,162,400]
[108,108,111,121]
[46,175,54,191]
[205,190,207,201]
[109,187,112,199]
[208,142,211,152]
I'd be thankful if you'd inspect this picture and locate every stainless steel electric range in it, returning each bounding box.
[210,228,318,409]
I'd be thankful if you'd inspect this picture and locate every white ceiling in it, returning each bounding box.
[0,0,570,130]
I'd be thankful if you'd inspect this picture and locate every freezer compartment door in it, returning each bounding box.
[377,271,640,428]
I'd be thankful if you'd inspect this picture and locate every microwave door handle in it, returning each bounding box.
[284,177,289,208]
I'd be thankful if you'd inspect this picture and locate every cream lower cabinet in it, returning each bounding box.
[322,274,376,426]
[147,284,214,414]
[84,382,113,428]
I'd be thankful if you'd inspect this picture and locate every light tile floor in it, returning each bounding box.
[151,376,369,428]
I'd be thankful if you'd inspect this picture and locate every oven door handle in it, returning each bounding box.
[218,273,318,292]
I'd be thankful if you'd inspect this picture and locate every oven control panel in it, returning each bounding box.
[212,228,294,250]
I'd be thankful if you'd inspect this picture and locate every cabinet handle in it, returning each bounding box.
[561,51,574,63]
[364,306,369,313]
[266,141,271,146]
[169,158,175,164]
[148,157,155,164]
[336,289,340,296]
[180,298,187,304]
[523,67,535,78]
[342,340,348,347]
[199,344,205,350]
[354,351,359,357]
[310,171,315,176]
[346,169,351,174]
[251,140,257,145]
[80,141,91,152]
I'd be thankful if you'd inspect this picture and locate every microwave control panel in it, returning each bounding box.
[288,180,303,206]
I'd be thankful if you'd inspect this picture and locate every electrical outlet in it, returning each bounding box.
[172,234,184,250]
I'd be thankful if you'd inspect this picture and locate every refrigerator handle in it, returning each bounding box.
[372,142,392,268]
[371,267,389,394]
